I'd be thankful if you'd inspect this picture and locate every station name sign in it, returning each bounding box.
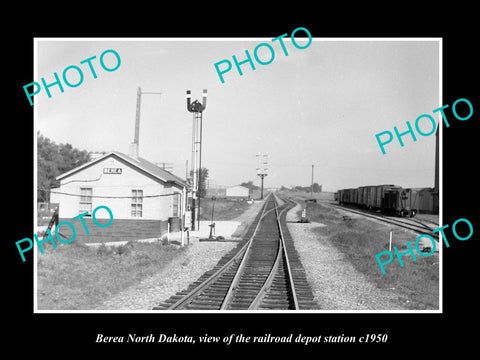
[103,167,122,174]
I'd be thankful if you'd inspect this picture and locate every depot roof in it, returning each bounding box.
[56,151,189,188]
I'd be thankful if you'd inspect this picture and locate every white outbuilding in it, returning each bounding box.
[225,185,250,200]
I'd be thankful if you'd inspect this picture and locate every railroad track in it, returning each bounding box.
[153,194,318,311]
[329,203,439,239]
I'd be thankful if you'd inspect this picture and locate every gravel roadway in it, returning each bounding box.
[286,202,408,311]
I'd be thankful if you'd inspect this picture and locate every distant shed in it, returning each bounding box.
[417,187,436,214]
[205,187,227,198]
[226,185,250,200]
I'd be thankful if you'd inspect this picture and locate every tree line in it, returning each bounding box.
[38,132,211,202]
[37,132,91,202]
[280,183,322,192]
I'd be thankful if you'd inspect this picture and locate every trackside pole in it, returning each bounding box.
[181,190,185,247]
[389,231,393,252]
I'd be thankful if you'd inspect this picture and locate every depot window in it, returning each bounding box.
[131,189,143,217]
[172,192,180,217]
[79,187,92,215]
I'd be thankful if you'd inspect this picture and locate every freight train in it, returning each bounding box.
[337,185,436,217]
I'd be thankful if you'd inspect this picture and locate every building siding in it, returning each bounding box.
[54,155,183,220]
[57,217,168,243]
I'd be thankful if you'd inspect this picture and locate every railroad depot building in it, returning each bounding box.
[50,151,188,243]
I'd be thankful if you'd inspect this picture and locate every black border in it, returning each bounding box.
[7,7,479,355]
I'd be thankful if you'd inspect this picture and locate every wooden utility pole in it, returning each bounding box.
[131,86,162,158]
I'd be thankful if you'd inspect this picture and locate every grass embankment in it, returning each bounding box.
[303,202,439,310]
[37,198,257,310]
[37,240,185,310]
[199,198,252,221]
[278,189,336,202]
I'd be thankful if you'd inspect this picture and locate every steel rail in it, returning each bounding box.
[248,195,299,310]
[166,194,273,310]
[219,193,276,310]
[275,197,300,309]
[247,244,284,310]
[247,196,284,309]
[329,203,439,238]
[409,218,437,232]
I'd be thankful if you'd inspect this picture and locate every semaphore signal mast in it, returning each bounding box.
[186,89,207,230]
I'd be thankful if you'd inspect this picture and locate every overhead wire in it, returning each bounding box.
[39,188,180,199]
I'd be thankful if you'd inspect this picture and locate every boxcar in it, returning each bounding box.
[341,188,356,205]
[338,184,422,217]
[352,188,358,205]
[374,184,398,211]
[358,186,367,208]
[383,186,418,216]
[401,188,421,216]
[359,186,377,208]
[344,188,353,204]
[365,185,376,209]
[338,189,344,203]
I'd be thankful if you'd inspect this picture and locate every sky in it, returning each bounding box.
[35,38,440,192]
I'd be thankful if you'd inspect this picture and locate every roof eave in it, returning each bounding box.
[56,151,190,188]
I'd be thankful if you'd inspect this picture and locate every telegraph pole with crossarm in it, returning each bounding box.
[256,154,268,200]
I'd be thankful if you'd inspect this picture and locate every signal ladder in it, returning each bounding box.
[42,208,59,239]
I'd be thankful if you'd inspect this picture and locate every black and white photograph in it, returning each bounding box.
[7,10,479,355]
[33,38,441,312]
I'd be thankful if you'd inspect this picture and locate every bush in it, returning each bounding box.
[96,243,113,256]
[115,244,131,256]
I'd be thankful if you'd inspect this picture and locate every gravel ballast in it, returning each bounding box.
[97,235,238,310]
[97,199,409,311]
[286,202,408,311]
[97,201,266,311]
